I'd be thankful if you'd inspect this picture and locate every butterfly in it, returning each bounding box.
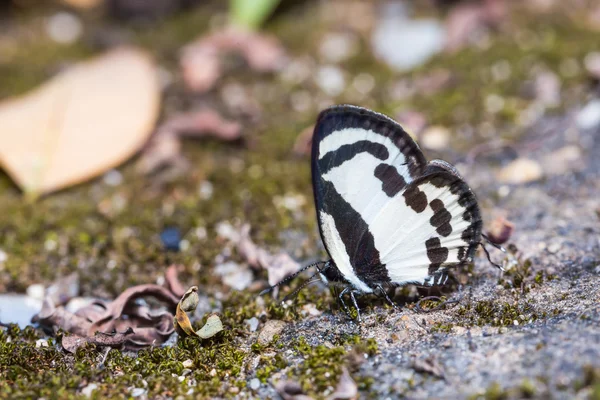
[262,105,502,320]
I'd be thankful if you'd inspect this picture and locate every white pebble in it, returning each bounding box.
[496,158,543,184]
[46,12,82,44]
[81,383,98,398]
[576,100,600,130]
[249,378,261,391]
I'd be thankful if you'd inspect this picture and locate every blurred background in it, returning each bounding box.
[1,0,600,398]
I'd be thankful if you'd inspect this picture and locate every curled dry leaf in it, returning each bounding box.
[486,215,515,245]
[137,109,242,174]
[445,0,506,52]
[233,224,302,287]
[0,47,160,196]
[275,380,314,400]
[34,265,189,351]
[181,28,286,93]
[174,286,224,340]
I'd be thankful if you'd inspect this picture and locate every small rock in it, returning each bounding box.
[328,367,358,400]
[584,52,600,79]
[26,284,45,301]
[372,15,445,71]
[249,378,261,391]
[547,242,561,254]
[534,71,561,107]
[576,100,600,130]
[315,65,346,96]
[160,227,181,251]
[420,126,450,150]
[496,158,543,184]
[130,388,146,398]
[542,145,582,175]
[46,12,83,44]
[35,339,48,348]
[81,383,98,398]
[245,317,260,332]
[103,170,123,186]
[214,261,254,291]
[257,320,287,345]
[182,359,193,368]
[301,303,322,317]
[319,32,359,63]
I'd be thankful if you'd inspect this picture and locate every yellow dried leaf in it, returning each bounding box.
[0,47,160,196]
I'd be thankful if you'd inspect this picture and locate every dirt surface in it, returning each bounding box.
[1,1,600,399]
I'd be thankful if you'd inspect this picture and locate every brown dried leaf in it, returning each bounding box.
[137,109,242,174]
[0,47,160,196]
[174,286,223,339]
[181,28,285,93]
[275,380,314,400]
[165,265,187,299]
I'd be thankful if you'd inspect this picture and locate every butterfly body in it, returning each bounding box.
[311,105,482,302]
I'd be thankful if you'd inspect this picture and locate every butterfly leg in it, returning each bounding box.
[349,291,362,323]
[337,286,352,318]
[376,284,398,309]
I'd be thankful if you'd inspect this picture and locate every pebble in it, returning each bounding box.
[245,317,260,332]
[547,242,561,254]
[319,32,358,63]
[257,320,287,345]
[214,261,254,291]
[420,126,450,150]
[81,383,98,398]
[576,99,600,130]
[103,170,123,186]
[584,52,600,79]
[315,65,346,96]
[46,12,83,44]
[496,158,543,184]
[35,339,48,348]
[249,378,261,391]
[371,14,444,71]
[130,388,146,398]
[182,359,193,368]
[160,227,181,251]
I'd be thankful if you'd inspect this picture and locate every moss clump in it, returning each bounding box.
[455,300,538,327]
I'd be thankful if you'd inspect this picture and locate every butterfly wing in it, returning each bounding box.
[371,162,482,286]
[311,105,428,292]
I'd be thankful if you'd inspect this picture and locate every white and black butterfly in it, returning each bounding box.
[262,105,501,320]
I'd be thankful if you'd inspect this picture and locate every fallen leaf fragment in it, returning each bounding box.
[275,380,314,400]
[328,367,358,400]
[174,286,223,339]
[34,266,190,351]
[181,28,286,93]
[0,47,160,196]
[137,109,242,174]
[486,216,515,245]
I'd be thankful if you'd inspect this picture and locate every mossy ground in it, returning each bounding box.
[1,1,600,399]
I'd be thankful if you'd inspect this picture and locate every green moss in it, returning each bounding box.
[455,300,538,327]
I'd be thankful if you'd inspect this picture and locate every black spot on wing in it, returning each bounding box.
[319,141,389,174]
[374,163,407,197]
[429,199,452,237]
[403,185,428,213]
[313,105,427,179]
[425,237,449,275]
[318,179,391,287]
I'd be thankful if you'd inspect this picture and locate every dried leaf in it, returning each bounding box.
[181,28,285,93]
[165,265,187,299]
[0,47,160,196]
[137,109,242,174]
[275,380,314,400]
[174,286,224,340]
[487,216,515,245]
[195,315,224,339]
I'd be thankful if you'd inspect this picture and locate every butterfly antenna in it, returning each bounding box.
[480,234,506,271]
[259,261,325,296]
[281,272,322,302]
